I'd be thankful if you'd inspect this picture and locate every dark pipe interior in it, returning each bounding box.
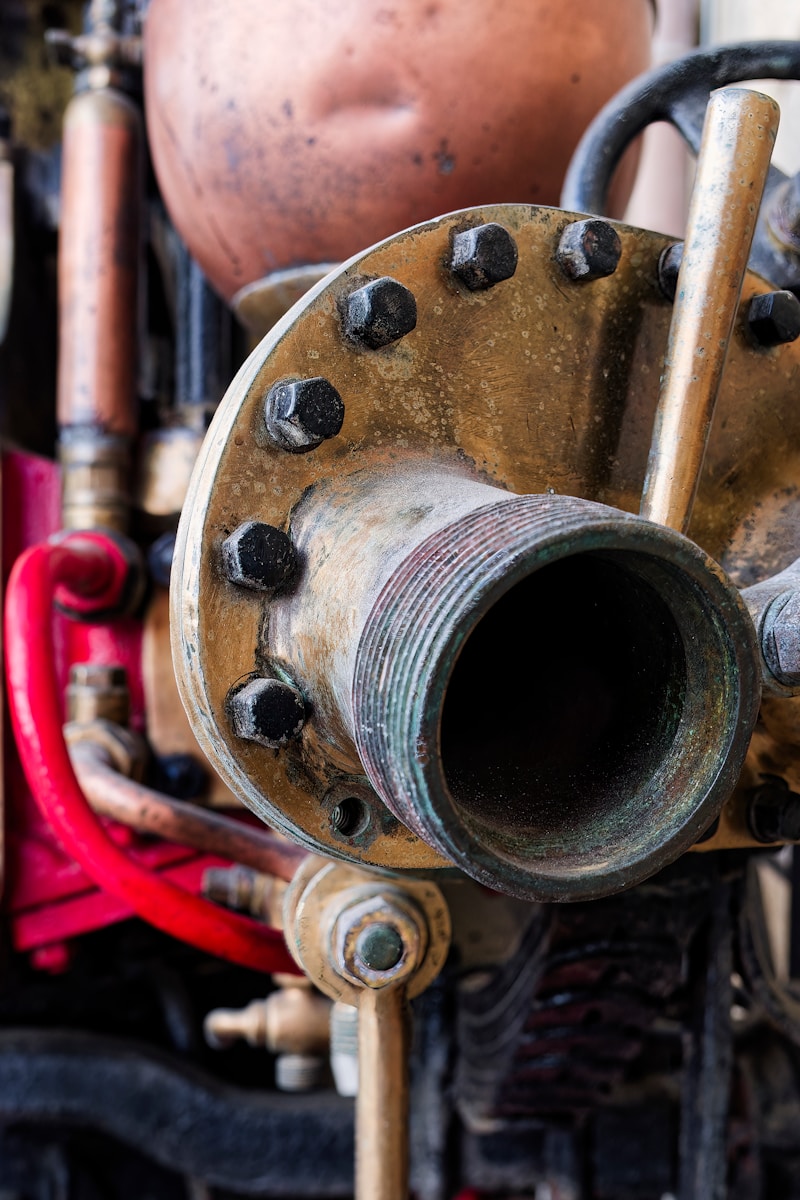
[441,553,687,841]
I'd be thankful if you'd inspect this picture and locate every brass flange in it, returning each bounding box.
[172,202,800,875]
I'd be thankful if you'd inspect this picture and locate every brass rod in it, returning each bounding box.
[640,87,779,532]
[356,986,410,1200]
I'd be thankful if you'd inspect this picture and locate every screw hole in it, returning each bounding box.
[330,797,370,838]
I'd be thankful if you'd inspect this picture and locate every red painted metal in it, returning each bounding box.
[4,526,297,974]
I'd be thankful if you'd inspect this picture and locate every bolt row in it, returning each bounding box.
[221,215,800,759]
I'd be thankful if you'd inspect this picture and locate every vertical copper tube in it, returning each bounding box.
[356,986,410,1200]
[639,87,779,533]
[58,86,141,530]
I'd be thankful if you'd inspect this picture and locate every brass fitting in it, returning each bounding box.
[330,890,427,991]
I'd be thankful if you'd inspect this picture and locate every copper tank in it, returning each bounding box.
[143,0,653,302]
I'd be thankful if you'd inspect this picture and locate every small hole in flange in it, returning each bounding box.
[330,797,370,838]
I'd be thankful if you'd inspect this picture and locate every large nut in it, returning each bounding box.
[747,290,800,348]
[450,222,518,291]
[556,218,621,281]
[221,521,297,592]
[264,377,345,452]
[330,891,427,990]
[228,677,306,748]
[764,590,800,685]
[344,277,417,349]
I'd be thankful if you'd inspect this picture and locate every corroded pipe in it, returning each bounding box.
[57,84,141,530]
[70,741,306,882]
[640,87,779,533]
[270,463,760,901]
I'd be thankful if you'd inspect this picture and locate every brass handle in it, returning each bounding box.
[640,86,779,532]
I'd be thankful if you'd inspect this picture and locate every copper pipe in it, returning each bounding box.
[70,743,306,883]
[356,986,410,1200]
[640,87,779,533]
[58,85,141,530]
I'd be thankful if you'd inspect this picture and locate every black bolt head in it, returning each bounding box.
[148,531,177,588]
[155,753,208,801]
[657,242,683,302]
[264,377,345,452]
[557,218,622,281]
[221,521,297,592]
[748,289,800,347]
[229,677,306,749]
[344,277,417,348]
[450,222,518,291]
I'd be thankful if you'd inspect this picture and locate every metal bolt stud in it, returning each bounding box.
[331,892,426,989]
[344,277,417,348]
[148,531,177,588]
[229,677,306,748]
[221,521,297,592]
[264,377,345,452]
[747,289,800,347]
[355,923,405,972]
[657,242,683,302]
[450,222,518,291]
[761,589,800,686]
[557,218,622,281]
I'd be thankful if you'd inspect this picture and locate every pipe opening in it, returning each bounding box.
[441,553,686,841]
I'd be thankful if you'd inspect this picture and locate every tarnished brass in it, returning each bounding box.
[641,88,780,533]
[172,195,800,888]
[284,858,450,1200]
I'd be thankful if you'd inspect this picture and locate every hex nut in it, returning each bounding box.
[657,242,683,302]
[557,218,622,281]
[344,277,417,348]
[330,892,427,990]
[221,521,297,592]
[450,223,518,291]
[148,530,177,588]
[764,590,800,685]
[748,290,800,348]
[264,377,345,452]
[229,677,306,748]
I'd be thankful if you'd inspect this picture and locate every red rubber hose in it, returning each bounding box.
[5,533,298,975]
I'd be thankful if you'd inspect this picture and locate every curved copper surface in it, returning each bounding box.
[144,0,652,300]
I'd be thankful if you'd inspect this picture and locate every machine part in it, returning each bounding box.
[66,661,130,726]
[58,428,131,534]
[0,1029,355,1196]
[639,87,778,533]
[748,779,800,845]
[4,532,297,975]
[135,429,206,519]
[221,521,298,593]
[56,83,140,433]
[562,40,800,218]
[233,265,339,341]
[343,277,418,349]
[70,738,306,882]
[143,0,652,300]
[147,530,176,588]
[172,197,780,899]
[203,985,331,1056]
[330,1000,359,1098]
[228,677,307,750]
[555,219,621,281]
[202,863,280,920]
[449,222,519,291]
[284,857,451,1200]
[264,377,346,453]
[742,559,800,696]
[747,289,800,347]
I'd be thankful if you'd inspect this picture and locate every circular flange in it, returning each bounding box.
[172,203,800,870]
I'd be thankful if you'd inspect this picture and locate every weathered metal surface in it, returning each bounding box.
[640,88,779,533]
[172,203,800,882]
[143,0,652,300]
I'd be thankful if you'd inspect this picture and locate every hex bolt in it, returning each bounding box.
[450,222,518,291]
[330,892,426,990]
[748,778,800,843]
[762,589,800,686]
[355,923,405,972]
[344,277,417,348]
[556,218,622,281]
[657,241,683,302]
[229,677,306,748]
[148,530,176,588]
[221,521,298,592]
[264,377,345,452]
[747,290,800,347]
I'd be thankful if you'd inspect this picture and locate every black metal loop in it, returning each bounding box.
[562,41,800,216]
